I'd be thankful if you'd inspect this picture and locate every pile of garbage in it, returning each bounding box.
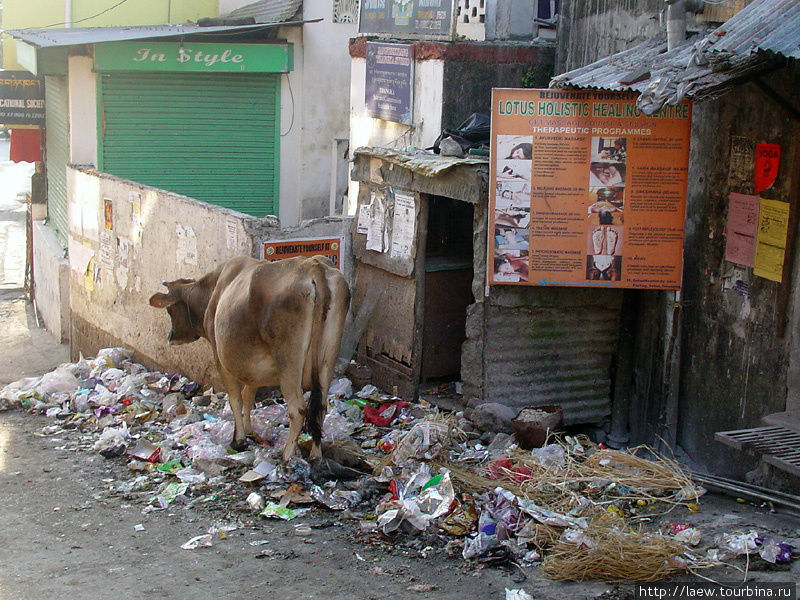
[1,347,796,582]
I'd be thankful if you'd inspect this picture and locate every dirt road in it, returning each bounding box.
[0,143,797,600]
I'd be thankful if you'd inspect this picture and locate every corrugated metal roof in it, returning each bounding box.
[4,23,304,48]
[354,146,489,177]
[551,0,799,113]
[224,0,303,24]
[708,0,800,59]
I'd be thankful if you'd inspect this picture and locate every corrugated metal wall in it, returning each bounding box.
[45,75,69,246]
[482,293,623,425]
[99,72,280,217]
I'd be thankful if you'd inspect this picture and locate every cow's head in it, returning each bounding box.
[149,278,205,344]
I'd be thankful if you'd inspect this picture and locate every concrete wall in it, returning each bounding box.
[348,48,444,215]
[555,0,664,74]
[295,0,358,221]
[65,165,352,385]
[68,55,96,166]
[32,221,69,343]
[440,42,555,130]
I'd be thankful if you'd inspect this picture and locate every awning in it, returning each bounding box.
[4,21,309,50]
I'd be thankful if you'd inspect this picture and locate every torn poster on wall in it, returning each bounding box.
[176,225,198,265]
[366,190,387,252]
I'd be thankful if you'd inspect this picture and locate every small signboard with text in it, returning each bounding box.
[94,42,293,73]
[263,237,342,269]
[359,0,455,38]
[0,72,45,126]
[365,42,414,125]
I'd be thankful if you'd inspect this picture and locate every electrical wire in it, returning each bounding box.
[280,72,295,137]
[21,0,133,30]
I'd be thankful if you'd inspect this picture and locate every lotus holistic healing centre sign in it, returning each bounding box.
[489,88,692,289]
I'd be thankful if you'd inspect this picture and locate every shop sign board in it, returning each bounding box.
[263,237,342,269]
[359,0,455,38]
[365,42,413,125]
[94,42,293,73]
[489,88,692,289]
[0,71,45,126]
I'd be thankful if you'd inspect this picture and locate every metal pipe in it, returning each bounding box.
[64,0,73,28]
[666,0,687,51]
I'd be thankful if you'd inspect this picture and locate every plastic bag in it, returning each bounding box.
[36,368,80,397]
[529,443,565,468]
[430,113,490,155]
[94,424,130,452]
[392,420,451,466]
[323,410,354,441]
[328,377,353,398]
[463,511,500,559]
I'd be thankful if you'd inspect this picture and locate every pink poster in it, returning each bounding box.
[725,193,759,267]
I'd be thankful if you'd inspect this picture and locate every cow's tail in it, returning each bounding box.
[304,258,349,447]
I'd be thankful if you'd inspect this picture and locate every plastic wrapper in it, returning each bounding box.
[322,410,353,441]
[391,421,451,466]
[488,488,522,536]
[208,419,234,446]
[312,486,361,511]
[755,537,794,564]
[93,424,130,452]
[175,467,206,484]
[516,496,589,529]
[181,534,213,550]
[97,347,134,363]
[116,373,149,397]
[377,470,455,534]
[505,589,534,600]
[672,527,701,546]
[328,377,353,398]
[186,440,227,461]
[463,512,500,559]
[529,444,565,468]
[259,502,309,520]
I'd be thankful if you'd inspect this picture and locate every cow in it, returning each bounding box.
[148,255,350,461]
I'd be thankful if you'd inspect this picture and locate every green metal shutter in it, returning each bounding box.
[45,75,69,246]
[99,72,279,217]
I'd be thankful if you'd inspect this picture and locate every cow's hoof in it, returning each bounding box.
[230,438,249,452]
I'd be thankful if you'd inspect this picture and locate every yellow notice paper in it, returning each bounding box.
[753,198,790,282]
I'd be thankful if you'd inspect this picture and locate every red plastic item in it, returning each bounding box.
[486,457,513,480]
[363,400,408,427]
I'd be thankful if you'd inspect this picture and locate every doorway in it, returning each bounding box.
[421,196,474,381]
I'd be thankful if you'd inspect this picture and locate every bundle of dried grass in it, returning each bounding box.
[581,446,700,503]
[540,515,687,582]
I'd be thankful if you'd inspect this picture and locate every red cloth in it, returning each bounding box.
[9,128,42,163]
[363,400,409,427]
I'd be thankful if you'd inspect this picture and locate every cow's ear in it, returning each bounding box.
[149,292,177,308]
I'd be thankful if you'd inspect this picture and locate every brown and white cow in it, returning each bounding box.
[149,255,350,461]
